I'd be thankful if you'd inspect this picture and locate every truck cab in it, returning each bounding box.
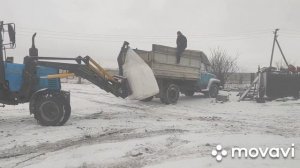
[196,70,220,98]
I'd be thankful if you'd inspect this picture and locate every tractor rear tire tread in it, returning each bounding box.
[33,92,70,126]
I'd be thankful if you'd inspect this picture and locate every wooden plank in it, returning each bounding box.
[152,63,200,80]
[153,53,201,68]
[239,76,259,101]
[152,44,203,57]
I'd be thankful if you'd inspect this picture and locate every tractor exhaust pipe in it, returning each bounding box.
[29,33,38,56]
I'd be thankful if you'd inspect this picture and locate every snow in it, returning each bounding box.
[0,83,299,168]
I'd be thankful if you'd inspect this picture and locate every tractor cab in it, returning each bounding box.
[0,22,60,105]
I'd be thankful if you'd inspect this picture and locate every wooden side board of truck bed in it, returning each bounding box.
[134,44,210,81]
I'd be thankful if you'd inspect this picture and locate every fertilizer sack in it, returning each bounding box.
[123,48,159,100]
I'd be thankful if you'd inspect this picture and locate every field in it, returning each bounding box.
[0,83,299,168]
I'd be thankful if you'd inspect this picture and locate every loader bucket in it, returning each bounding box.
[112,75,132,99]
[118,45,159,100]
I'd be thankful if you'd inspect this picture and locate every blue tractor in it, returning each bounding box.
[0,21,129,126]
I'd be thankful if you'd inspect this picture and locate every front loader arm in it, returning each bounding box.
[23,56,130,99]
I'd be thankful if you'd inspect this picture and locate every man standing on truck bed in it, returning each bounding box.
[176,31,187,64]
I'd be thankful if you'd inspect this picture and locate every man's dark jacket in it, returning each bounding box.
[176,34,187,50]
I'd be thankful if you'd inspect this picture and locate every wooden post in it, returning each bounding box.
[269,29,279,68]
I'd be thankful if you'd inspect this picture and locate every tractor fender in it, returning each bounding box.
[202,78,220,92]
[29,89,70,114]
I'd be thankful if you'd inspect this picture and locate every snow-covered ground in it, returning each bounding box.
[0,83,299,168]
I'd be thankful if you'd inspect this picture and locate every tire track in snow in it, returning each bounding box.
[0,128,188,167]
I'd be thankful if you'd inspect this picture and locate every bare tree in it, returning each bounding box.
[209,47,238,87]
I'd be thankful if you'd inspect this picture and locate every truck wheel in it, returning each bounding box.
[141,96,154,102]
[159,82,168,104]
[34,93,66,126]
[165,84,180,104]
[184,90,195,97]
[209,84,219,98]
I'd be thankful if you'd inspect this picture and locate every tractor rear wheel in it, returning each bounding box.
[57,99,71,126]
[33,93,69,126]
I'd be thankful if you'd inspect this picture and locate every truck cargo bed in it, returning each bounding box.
[134,44,210,81]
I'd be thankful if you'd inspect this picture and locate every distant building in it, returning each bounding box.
[227,72,255,84]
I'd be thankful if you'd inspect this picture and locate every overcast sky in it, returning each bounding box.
[2,0,300,72]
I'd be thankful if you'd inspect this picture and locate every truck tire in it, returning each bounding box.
[141,96,154,102]
[208,84,219,98]
[163,84,180,104]
[184,90,195,97]
[159,82,168,104]
[33,92,68,126]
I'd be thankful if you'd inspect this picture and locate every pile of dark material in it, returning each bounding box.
[265,71,300,99]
